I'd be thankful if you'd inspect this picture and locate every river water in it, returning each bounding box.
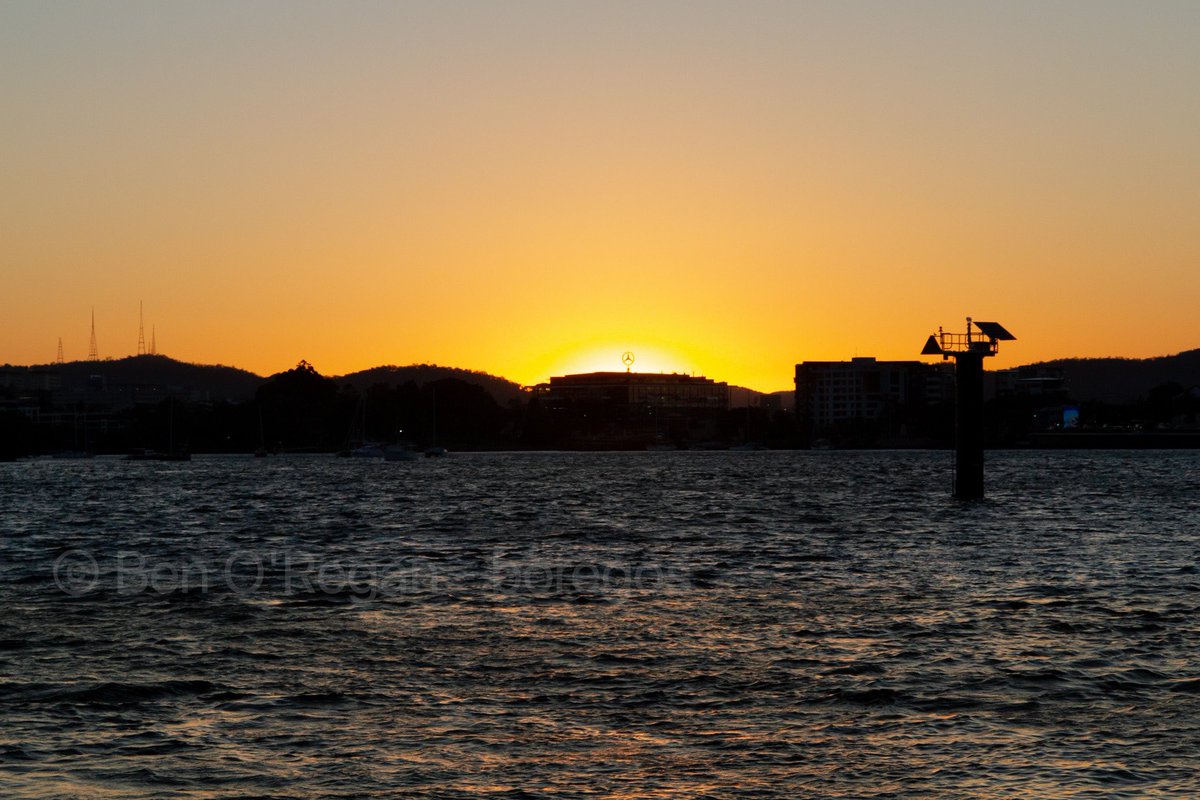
[2,451,1199,798]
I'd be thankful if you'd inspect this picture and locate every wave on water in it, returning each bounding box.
[2,451,1200,798]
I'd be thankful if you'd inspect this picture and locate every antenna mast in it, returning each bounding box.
[88,309,99,361]
[57,337,64,364]
[137,301,146,355]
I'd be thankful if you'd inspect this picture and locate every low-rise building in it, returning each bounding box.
[531,371,729,448]
[992,365,1067,397]
[0,368,62,393]
[794,357,953,444]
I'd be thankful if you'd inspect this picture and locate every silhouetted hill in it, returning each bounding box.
[728,385,796,411]
[1020,349,1200,404]
[768,390,796,411]
[4,356,527,408]
[28,355,264,401]
[338,364,524,405]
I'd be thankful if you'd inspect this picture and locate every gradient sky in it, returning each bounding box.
[3,1,1198,391]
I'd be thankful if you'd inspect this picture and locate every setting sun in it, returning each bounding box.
[537,343,703,383]
[4,5,1200,798]
[3,3,1198,392]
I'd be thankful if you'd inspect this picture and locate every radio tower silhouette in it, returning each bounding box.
[137,301,146,356]
[57,337,64,364]
[150,324,157,355]
[88,309,99,361]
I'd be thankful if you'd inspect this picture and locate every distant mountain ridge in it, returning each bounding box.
[728,385,796,411]
[24,354,263,401]
[1016,348,1200,404]
[336,364,524,405]
[8,355,524,406]
[11,349,1200,407]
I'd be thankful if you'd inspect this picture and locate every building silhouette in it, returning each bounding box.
[794,357,953,446]
[531,371,729,448]
[992,365,1066,397]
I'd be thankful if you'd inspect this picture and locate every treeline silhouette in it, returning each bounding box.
[0,361,516,457]
[1022,349,1200,405]
[197,361,513,453]
[3,358,1199,458]
[1,361,800,457]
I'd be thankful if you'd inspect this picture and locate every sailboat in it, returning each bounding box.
[423,384,447,457]
[340,395,385,458]
[383,438,421,461]
[254,404,269,457]
[53,407,94,458]
[128,397,190,460]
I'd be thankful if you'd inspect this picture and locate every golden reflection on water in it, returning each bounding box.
[5,452,1200,796]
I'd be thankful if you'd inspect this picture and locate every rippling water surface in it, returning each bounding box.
[3,451,1200,798]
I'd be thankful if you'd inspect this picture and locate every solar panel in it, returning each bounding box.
[972,321,1015,341]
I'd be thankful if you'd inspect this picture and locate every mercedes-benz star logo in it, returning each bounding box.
[621,351,635,368]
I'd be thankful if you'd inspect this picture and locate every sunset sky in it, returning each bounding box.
[3,1,1198,391]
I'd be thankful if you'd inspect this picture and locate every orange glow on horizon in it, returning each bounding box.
[538,344,702,383]
[2,5,1199,392]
